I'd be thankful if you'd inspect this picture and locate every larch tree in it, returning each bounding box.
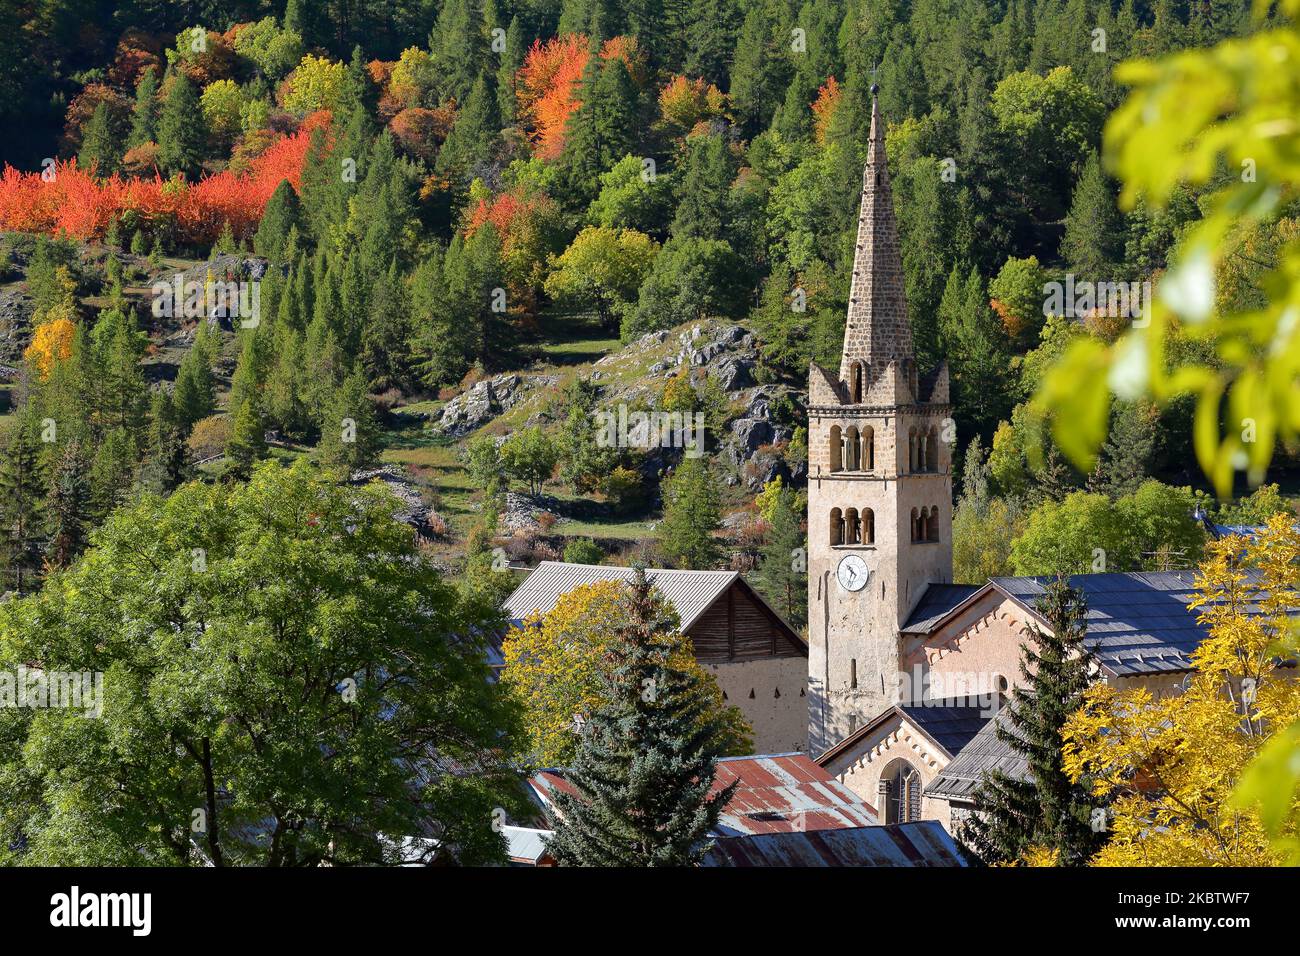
[657,455,721,569]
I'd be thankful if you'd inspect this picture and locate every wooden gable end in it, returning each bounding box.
[686,580,807,664]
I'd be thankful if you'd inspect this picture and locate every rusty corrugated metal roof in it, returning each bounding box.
[701,821,968,867]
[529,753,877,836]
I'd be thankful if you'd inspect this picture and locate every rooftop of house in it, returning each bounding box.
[902,570,1292,678]
[701,821,968,867]
[529,752,878,837]
[924,703,1028,804]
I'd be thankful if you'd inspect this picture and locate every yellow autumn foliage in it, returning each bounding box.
[502,579,753,766]
[24,315,76,379]
[1062,515,1300,866]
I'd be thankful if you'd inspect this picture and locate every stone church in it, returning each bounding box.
[806,91,1224,831]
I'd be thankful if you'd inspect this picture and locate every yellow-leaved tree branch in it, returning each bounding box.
[1036,0,1300,861]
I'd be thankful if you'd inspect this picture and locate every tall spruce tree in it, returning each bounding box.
[45,438,93,570]
[128,66,159,149]
[962,577,1106,866]
[1061,151,1122,277]
[545,568,736,866]
[156,70,206,177]
[78,101,120,174]
[0,412,48,594]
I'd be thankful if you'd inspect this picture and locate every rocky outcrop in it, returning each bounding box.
[0,288,33,365]
[433,372,558,437]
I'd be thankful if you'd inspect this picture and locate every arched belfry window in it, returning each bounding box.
[908,427,918,473]
[845,508,860,545]
[910,507,920,543]
[926,425,939,472]
[863,426,875,471]
[829,425,843,472]
[879,759,923,824]
[863,508,875,545]
[851,363,864,404]
[830,508,844,546]
[927,506,940,542]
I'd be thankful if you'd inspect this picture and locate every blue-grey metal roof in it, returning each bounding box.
[925,703,1028,803]
[897,702,995,756]
[989,571,1237,677]
[701,821,968,867]
[901,584,983,634]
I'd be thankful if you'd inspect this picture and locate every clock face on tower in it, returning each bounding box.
[837,554,870,592]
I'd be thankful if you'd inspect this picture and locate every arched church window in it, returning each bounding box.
[829,425,843,472]
[927,506,940,542]
[863,426,875,471]
[926,425,939,472]
[880,760,923,824]
[845,508,860,545]
[910,507,920,543]
[863,508,875,545]
[845,426,860,470]
[830,508,844,546]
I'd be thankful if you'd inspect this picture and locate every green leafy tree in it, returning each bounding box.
[501,426,559,496]
[0,462,524,866]
[544,226,659,333]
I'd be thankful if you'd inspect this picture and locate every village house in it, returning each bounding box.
[502,562,809,754]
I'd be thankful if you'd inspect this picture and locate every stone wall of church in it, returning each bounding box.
[705,656,809,754]
[910,596,1031,704]
[821,717,950,822]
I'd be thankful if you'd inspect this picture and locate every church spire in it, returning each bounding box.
[839,87,914,385]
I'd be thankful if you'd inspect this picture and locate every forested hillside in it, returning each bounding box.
[0,0,1293,601]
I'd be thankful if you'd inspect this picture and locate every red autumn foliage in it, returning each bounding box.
[516,34,643,160]
[0,112,328,245]
[106,29,165,88]
[390,107,455,163]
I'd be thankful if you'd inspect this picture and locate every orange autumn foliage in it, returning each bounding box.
[0,112,326,245]
[811,76,841,144]
[25,318,76,379]
[658,75,726,133]
[516,34,643,160]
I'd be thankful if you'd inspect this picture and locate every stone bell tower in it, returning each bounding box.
[805,89,954,754]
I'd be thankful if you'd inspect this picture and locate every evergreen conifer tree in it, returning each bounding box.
[546,568,736,866]
[963,578,1106,866]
